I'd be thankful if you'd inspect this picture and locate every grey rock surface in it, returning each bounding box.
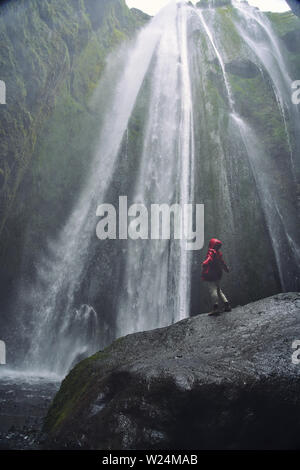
[45,293,300,450]
[286,0,300,18]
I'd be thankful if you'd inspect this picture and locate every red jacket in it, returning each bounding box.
[201,238,229,282]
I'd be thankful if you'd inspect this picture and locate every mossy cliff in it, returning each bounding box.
[188,3,300,313]
[74,3,300,322]
[0,1,300,356]
[0,0,149,327]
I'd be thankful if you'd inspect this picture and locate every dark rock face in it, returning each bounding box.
[286,0,300,18]
[44,293,300,450]
[130,8,152,21]
[225,59,260,79]
[282,28,300,52]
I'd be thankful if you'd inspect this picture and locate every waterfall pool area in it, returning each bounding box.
[0,0,300,453]
[8,0,298,379]
[0,370,60,449]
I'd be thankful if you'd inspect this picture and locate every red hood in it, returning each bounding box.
[202,238,228,281]
[208,238,222,250]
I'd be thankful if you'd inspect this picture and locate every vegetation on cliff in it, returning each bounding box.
[0,0,149,328]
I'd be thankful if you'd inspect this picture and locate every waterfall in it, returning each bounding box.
[196,5,300,291]
[21,10,166,375]
[232,1,300,284]
[116,2,195,337]
[11,1,300,377]
[19,2,196,376]
[177,4,196,321]
[197,9,234,109]
[232,0,300,176]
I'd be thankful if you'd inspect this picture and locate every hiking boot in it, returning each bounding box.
[224,302,232,312]
[208,304,220,316]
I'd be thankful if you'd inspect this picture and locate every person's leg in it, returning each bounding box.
[207,282,220,314]
[217,282,231,312]
[217,283,228,303]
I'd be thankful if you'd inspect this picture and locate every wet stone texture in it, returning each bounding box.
[0,376,60,449]
[45,293,300,450]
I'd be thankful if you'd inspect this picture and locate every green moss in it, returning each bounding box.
[45,358,95,432]
[229,71,290,162]
[265,12,300,77]
[44,339,124,434]
[267,11,300,37]
[0,0,149,294]
[215,6,243,58]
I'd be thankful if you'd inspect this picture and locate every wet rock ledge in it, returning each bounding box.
[44,293,300,450]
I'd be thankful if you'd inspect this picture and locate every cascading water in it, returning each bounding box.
[197,9,234,109]
[116,2,195,338]
[196,4,300,291]
[17,1,197,376]
[9,0,300,378]
[232,0,300,177]
[19,9,167,376]
[177,4,196,321]
[230,2,300,286]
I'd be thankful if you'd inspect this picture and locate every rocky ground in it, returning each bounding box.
[44,292,300,450]
[0,375,60,450]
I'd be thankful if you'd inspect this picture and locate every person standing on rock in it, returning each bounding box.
[201,238,231,315]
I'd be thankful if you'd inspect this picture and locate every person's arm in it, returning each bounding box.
[202,248,216,267]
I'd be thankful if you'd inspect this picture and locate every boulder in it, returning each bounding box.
[44,293,300,450]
